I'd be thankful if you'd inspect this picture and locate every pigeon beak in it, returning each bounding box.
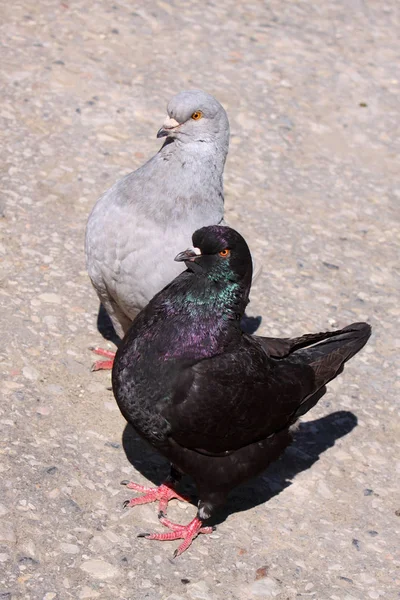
[157,116,181,138]
[174,247,202,262]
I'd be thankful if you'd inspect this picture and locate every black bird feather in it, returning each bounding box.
[112,225,371,554]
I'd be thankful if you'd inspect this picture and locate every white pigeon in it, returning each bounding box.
[85,90,231,369]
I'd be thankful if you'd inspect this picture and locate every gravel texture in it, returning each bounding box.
[0,1,399,599]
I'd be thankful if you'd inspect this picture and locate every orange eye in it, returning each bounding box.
[191,110,203,120]
[219,248,230,257]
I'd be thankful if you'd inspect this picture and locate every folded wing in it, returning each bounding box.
[162,323,371,455]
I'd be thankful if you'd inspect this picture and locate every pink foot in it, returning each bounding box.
[89,347,116,371]
[138,516,215,557]
[121,481,190,516]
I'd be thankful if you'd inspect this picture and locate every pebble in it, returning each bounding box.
[249,577,281,597]
[317,480,334,499]
[80,559,119,579]
[22,366,40,381]
[36,405,52,416]
[186,581,214,600]
[59,543,80,554]
[38,293,62,304]
[79,587,100,599]
[0,523,16,544]
[18,540,36,558]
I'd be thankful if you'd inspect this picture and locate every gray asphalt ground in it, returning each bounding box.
[0,1,399,599]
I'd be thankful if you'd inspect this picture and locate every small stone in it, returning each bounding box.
[80,559,119,579]
[0,504,9,517]
[352,538,361,551]
[22,366,39,381]
[59,543,79,554]
[317,480,334,499]
[46,384,64,395]
[79,587,100,599]
[0,523,16,543]
[250,577,281,597]
[140,580,153,589]
[48,488,60,499]
[43,594,57,600]
[255,566,268,580]
[0,553,10,562]
[3,381,23,391]
[37,405,52,416]
[104,441,120,449]
[19,540,36,558]
[18,556,39,567]
[186,581,213,600]
[322,261,339,270]
[89,534,112,552]
[103,530,119,544]
[38,293,62,304]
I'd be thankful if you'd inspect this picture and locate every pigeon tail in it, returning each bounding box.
[291,322,371,421]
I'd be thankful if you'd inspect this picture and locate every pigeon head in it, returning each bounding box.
[175,225,253,286]
[157,90,230,146]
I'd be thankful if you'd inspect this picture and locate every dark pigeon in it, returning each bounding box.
[112,225,371,557]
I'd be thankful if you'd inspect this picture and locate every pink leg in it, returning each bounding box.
[122,480,190,517]
[89,347,116,371]
[138,516,215,557]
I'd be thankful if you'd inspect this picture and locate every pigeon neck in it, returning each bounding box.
[161,137,228,173]
[160,275,248,360]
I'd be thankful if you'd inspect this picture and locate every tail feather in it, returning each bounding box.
[256,323,369,359]
[290,323,371,421]
[297,322,371,389]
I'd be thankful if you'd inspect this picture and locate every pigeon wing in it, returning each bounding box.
[162,336,315,455]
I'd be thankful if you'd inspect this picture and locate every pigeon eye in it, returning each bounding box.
[218,248,230,258]
[191,111,203,121]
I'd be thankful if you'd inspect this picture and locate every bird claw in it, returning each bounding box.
[122,481,190,516]
[89,347,116,371]
[91,359,114,372]
[89,346,116,358]
[138,516,215,557]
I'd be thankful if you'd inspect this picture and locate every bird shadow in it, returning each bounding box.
[121,410,357,523]
[241,313,262,335]
[97,303,121,346]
